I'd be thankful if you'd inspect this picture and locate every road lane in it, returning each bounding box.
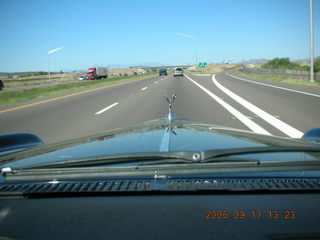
[0,71,318,144]
[0,73,250,143]
[0,75,162,143]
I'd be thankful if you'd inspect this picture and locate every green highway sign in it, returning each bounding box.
[199,62,207,68]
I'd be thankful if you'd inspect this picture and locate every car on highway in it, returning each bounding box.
[0,79,4,90]
[173,67,183,77]
[78,75,87,81]
[1,95,320,239]
[159,68,167,76]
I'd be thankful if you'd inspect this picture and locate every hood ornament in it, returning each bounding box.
[164,94,176,124]
[160,95,177,152]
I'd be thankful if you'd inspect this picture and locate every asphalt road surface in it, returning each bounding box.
[0,71,319,144]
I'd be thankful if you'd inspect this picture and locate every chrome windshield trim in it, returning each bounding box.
[159,127,171,152]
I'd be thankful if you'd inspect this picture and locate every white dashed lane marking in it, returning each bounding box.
[95,102,119,115]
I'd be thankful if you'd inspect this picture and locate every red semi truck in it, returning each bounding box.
[87,67,108,80]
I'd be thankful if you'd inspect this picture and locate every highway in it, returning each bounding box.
[0,71,319,144]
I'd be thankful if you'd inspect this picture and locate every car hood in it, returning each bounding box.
[0,118,318,168]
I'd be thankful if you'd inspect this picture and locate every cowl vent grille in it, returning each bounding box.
[0,180,152,194]
[168,179,320,191]
[0,178,320,195]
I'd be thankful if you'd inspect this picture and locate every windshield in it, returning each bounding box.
[0,0,320,171]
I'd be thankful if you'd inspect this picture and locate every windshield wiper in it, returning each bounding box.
[138,157,259,166]
[138,146,320,166]
[201,146,320,161]
[20,153,261,170]
[6,146,320,171]
[19,151,200,169]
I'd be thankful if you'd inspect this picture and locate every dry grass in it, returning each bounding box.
[0,73,157,107]
[187,64,239,74]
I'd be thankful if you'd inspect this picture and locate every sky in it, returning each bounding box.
[0,0,319,72]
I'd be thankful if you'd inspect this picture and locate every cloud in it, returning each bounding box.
[48,47,64,54]
[175,33,195,39]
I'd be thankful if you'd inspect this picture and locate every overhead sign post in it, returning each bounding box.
[199,62,207,68]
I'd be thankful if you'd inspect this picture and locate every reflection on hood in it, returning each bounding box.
[0,118,315,169]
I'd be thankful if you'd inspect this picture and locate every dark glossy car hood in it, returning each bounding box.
[0,118,318,168]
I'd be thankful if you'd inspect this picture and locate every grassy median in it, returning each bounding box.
[0,73,157,107]
[233,71,320,87]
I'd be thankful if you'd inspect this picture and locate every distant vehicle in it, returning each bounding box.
[137,68,148,75]
[173,67,183,77]
[123,73,128,77]
[0,79,3,90]
[78,75,87,81]
[159,69,167,76]
[87,67,108,80]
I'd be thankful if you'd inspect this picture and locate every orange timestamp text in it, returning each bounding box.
[205,210,296,220]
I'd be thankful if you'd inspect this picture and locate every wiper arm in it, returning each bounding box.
[201,146,320,161]
[20,151,200,169]
[138,157,260,166]
[8,147,320,170]
[139,146,320,166]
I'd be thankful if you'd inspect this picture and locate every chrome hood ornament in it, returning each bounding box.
[160,95,177,152]
[164,94,176,124]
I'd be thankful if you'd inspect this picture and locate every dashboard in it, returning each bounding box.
[0,177,320,239]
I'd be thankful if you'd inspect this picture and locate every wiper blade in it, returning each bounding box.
[21,151,200,169]
[202,146,320,161]
[138,157,260,166]
[10,147,320,170]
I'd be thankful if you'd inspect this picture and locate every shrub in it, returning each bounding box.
[262,58,304,70]
[314,58,320,72]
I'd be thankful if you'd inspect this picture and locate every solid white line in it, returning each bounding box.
[226,72,320,98]
[184,74,271,135]
[141,87,148,91]
[213,75,303,138]
[95,102,119,115]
